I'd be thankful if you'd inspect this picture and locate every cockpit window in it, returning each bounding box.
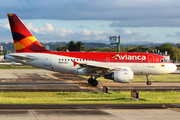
[161,59,169,62]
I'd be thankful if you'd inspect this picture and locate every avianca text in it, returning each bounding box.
[113,54,146,60]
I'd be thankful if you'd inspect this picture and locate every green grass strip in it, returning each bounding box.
[0,91,180,104]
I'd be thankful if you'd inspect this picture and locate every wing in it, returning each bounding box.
[72,60,113,75]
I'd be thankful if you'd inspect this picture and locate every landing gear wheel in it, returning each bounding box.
[146,75,152,85]
[147,81,151,85]
[92,80,98,86]
[88,78,93,84]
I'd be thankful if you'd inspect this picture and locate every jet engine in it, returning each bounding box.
[104,69,134,83]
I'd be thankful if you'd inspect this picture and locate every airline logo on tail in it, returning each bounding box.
[7,14,48,53]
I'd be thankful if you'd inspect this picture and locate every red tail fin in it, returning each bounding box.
[7,14,48,53]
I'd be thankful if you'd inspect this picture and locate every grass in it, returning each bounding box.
[0,65,37,69]
[79,74,180,82]
[0,91,180,104]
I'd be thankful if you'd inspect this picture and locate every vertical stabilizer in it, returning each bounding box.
[7,14,48,53]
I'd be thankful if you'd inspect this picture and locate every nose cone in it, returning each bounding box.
[170,63,177,73]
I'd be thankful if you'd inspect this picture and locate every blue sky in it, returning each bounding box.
[0,0,180,44]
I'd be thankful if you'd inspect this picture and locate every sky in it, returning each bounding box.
[0,0,180,44]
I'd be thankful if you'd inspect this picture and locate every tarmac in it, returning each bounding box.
[0,105,180,120]
[0,69,180,119]
[0,69,180,92]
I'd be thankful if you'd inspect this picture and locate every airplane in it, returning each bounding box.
[5,14,177,86]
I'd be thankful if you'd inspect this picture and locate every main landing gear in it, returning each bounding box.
[88,76,99,86]
[146,75,152,85]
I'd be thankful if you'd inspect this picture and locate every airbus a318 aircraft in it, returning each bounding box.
[5,14,177,86]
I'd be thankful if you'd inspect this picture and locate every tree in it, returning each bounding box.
[156,43,180,61]
[128,46,148,52]
[75,41,84,51]
[67,40,76,51]
[55,40,84,51]
[55,46,68,51]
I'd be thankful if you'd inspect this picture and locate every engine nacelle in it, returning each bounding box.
[104,69,134,83]
[73,68,94,75]
[73,69,87,75]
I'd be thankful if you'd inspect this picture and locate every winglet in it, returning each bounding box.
[7,14,49,53]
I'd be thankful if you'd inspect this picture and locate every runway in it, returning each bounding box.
[0,69,180,92]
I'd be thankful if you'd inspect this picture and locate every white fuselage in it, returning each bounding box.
[5,53,177,76]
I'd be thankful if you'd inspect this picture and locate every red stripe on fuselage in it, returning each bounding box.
[26,51,168,63]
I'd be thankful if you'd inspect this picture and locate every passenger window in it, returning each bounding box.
[62,59,63,61]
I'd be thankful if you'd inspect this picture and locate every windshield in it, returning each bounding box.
[161,59,169,63]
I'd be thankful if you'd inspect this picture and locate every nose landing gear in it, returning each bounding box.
[146,75,152,85]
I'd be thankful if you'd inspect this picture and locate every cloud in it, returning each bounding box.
[0,22,10,29]
[1,0,180,27]
[166,32,180,37]
[76,25,88,28]
[81,29,92,36]
[26,23,151,43]
[125,30,132,34]
[44,23,54,32]
[115,29,151,43]
[109,18,180,27]
[0,22,155,43]
[26,23,40,33]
